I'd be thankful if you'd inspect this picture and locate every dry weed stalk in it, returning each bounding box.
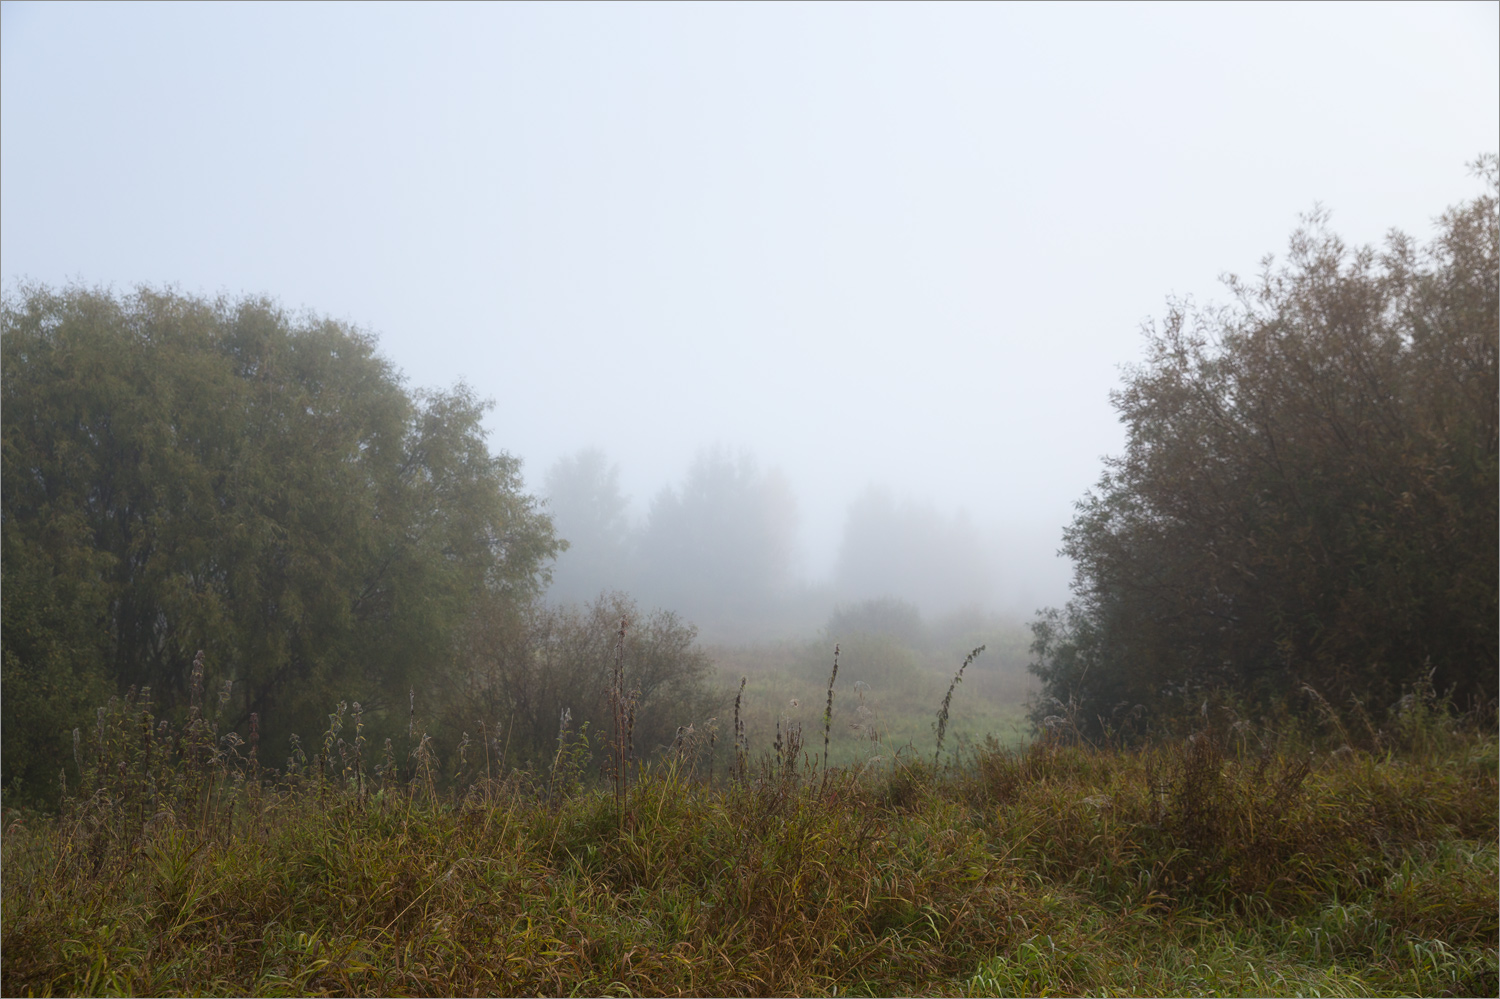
[732,676,748,784]
[935,645,985,763]
[607,616,638,828]
[821,644,840,789]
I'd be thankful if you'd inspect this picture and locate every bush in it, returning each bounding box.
[1033,161,1498,739]
[1,285,559,800]
[446,591,716,771]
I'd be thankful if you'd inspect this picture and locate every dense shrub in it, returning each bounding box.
[1,285,560,800]
[447,590,716,771]
[1033,162,1498,738]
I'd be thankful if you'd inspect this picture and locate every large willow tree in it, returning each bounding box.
[1032,161,1498,738]
[1,286,559,798]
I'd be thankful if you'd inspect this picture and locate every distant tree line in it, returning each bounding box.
[544,447,800,634]
[1032,160,1498,738]
[542,449,1000,637]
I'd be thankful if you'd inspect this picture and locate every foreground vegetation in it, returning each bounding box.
[3,675,1494,997]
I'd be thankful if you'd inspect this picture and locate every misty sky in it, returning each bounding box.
[3,1,1497,615]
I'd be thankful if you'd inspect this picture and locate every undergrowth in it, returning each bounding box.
[2,659,1495,997]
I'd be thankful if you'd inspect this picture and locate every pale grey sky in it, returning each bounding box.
[3,1,1496,613]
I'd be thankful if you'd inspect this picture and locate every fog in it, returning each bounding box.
[540,445,1048,639]
[3,3,1496,634]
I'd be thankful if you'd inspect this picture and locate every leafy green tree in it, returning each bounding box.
[1,285,559,798]
[1032,162,1498,738]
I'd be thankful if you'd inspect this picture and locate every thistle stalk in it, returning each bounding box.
[822,644,840,790]
[935,645,985,763]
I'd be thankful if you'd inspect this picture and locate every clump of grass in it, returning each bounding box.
[549,707,588,805]
[771,714,804,780]
[850,679,881,749]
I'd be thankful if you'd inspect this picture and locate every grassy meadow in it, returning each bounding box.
[704,628,1037,771]
[2,646,1495,999]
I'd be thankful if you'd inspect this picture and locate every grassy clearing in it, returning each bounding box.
[2,683,1494,997]
[706,632,1037,771]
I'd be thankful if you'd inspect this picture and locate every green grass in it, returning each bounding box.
[707,634,1036,772]
[3,688,1495,997]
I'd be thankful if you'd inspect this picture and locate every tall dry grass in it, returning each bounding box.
[2,650,1495,997]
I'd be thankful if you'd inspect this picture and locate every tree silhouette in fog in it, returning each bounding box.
[543,448,635,605]
[833,487,992,614]
[637,448,799,627]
